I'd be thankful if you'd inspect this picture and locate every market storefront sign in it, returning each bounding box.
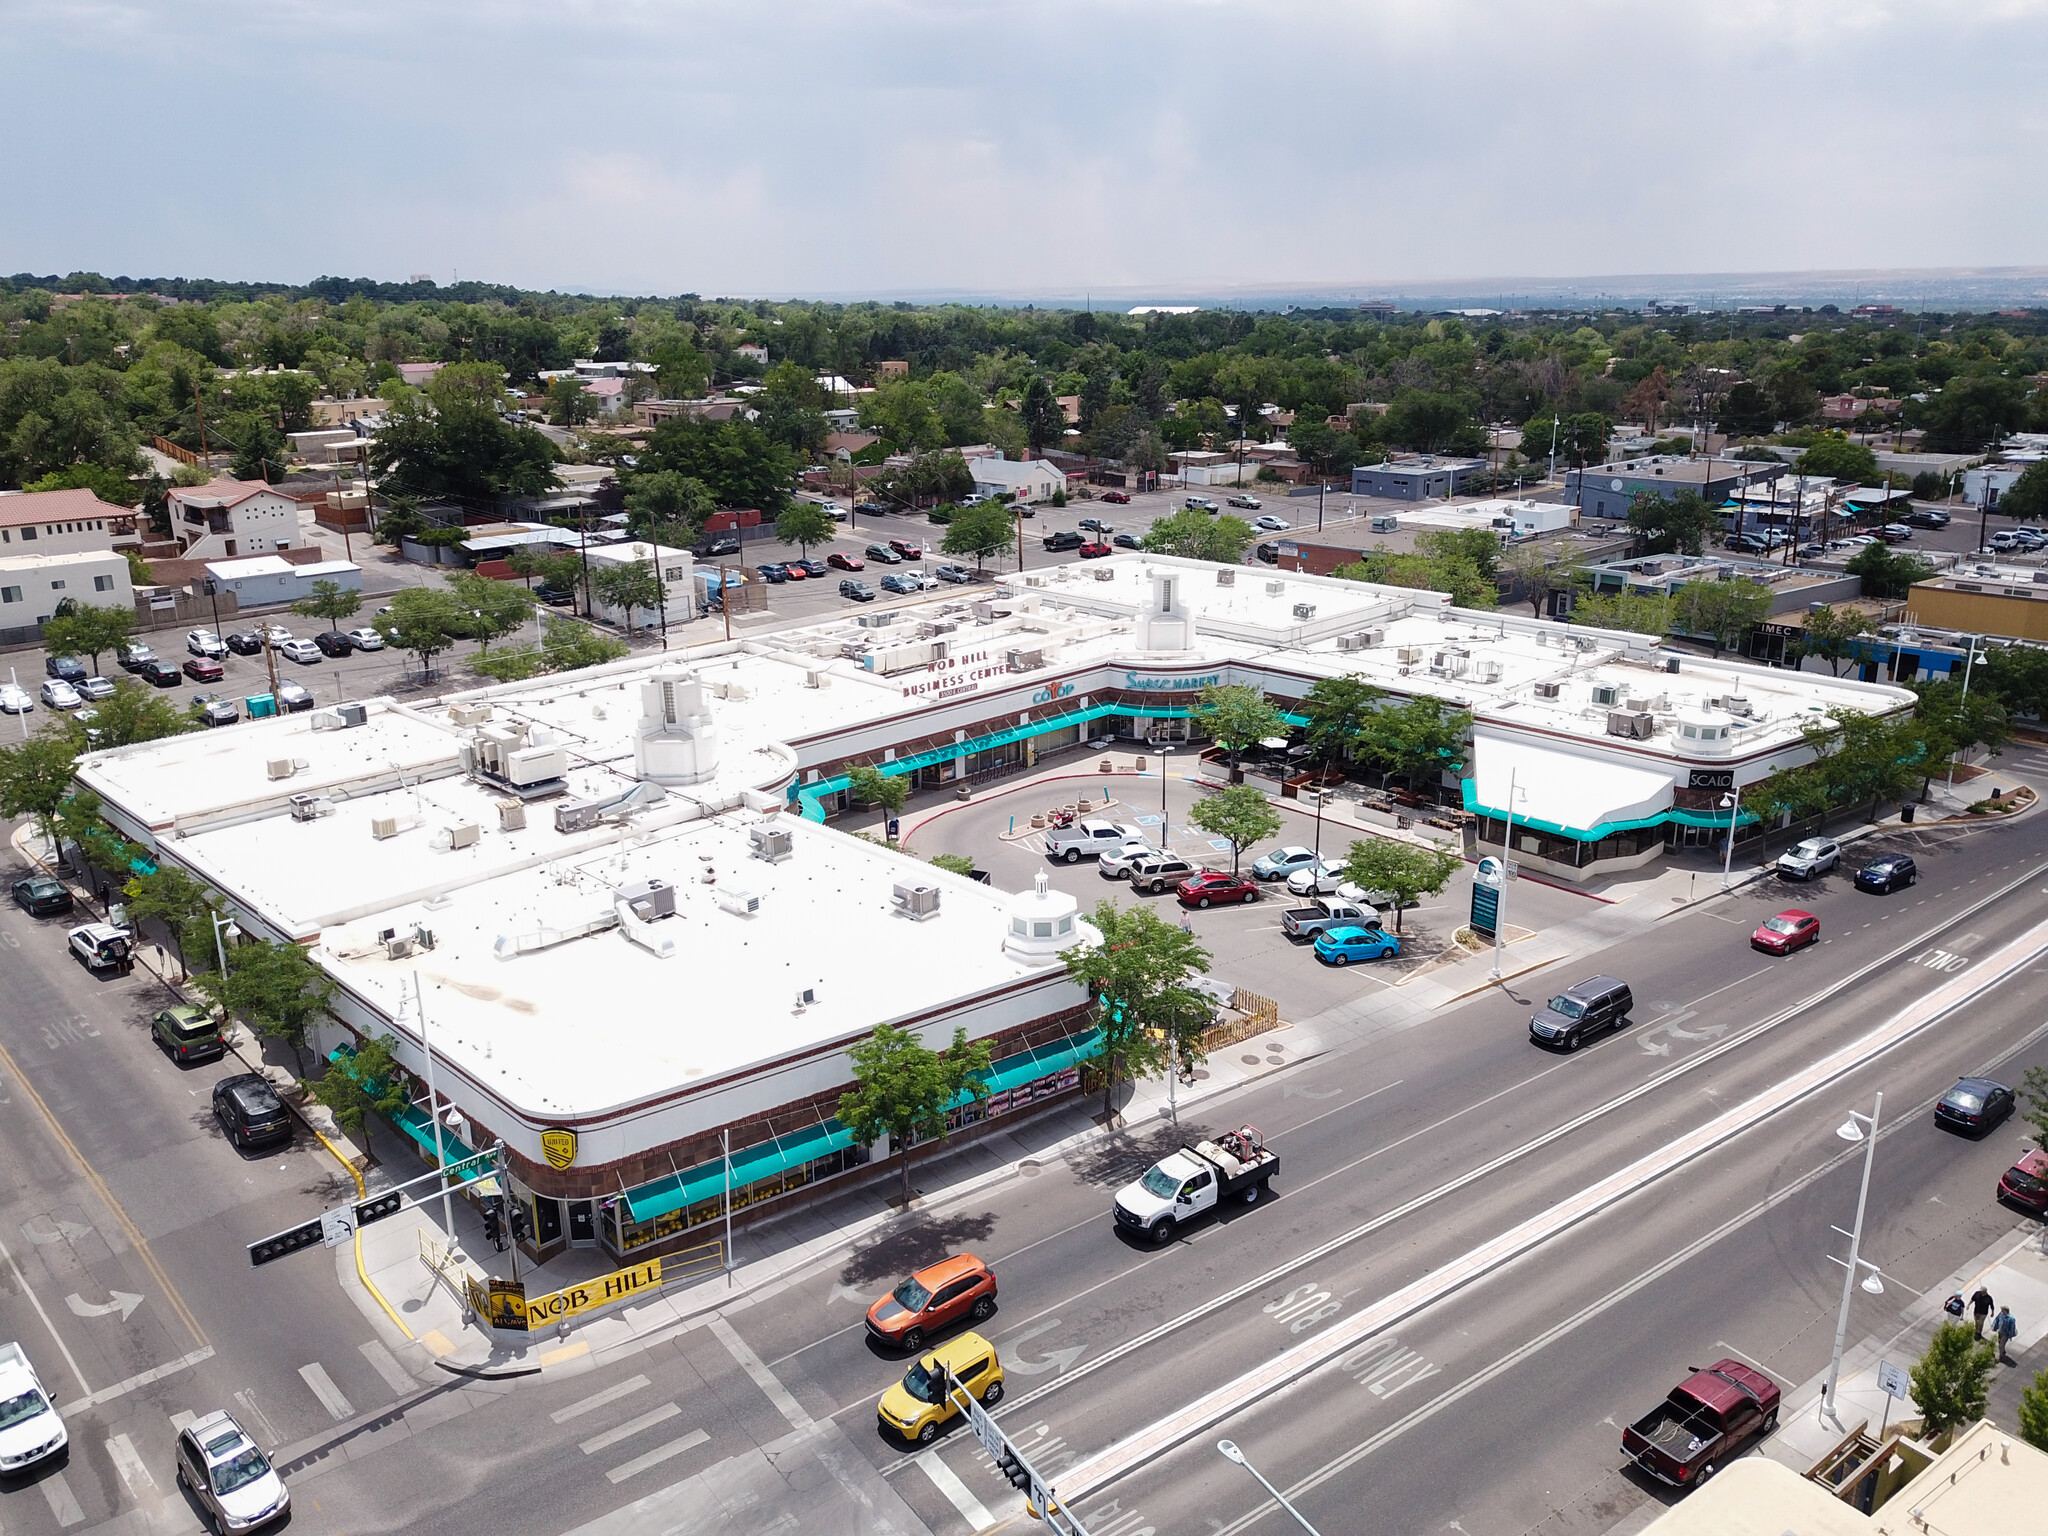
[1123,671,1221,692]
[524,1257,665,1325]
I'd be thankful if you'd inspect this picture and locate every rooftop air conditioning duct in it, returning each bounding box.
[267,757,297,781]
[309,709,346,732]
[449,703,493,725]
[432,822,481,851]
[891,881,941,920]
[1533,681,1563,699]
[1591,683,1621,707]
[553,779,667,834]
[750,825,794,862]
[1292,603,1317,620]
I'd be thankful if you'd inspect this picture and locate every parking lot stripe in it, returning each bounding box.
[578,1403,680,1455]
[605,1429,710,1484]
[551,1374,651,1425]
[298,1362,354,1421]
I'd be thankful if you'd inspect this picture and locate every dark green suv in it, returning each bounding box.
[154,1005,226,1064]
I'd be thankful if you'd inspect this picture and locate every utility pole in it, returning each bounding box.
[193,384,211,467]
[262,629,280,703]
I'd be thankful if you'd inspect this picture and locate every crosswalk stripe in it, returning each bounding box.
[918,1449,997,1531]
[40,1470,85,1527]
[298,1362,355,1421]
[550,1374,651,1424]
[605,1429,710,1484]
[106,1434,158,1503]
[578,1403,679,1455]
[358,1340,416,1397]
[169,1410,198,1436]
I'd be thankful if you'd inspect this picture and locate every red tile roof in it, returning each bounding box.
[0,487,130,530]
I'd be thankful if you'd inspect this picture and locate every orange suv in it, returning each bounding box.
[864,1254,997,1351]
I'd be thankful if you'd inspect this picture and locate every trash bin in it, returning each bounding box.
[1901,805,1915,823]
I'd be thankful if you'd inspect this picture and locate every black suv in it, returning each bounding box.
[225,631,265,656]
[313,630,355,657]
[1529,975,1633,1051]
[213,1073,293,1150]
[1042,529,1085,552]
[1854,855,1917,894]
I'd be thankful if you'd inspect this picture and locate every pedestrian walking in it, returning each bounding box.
[1992,1305,2019,1365]
[1971,1285,1996,1337]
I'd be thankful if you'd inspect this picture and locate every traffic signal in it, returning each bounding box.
[996,1449,1031,1490]
[481,1197,505,1250]
[510,1202,532,1243]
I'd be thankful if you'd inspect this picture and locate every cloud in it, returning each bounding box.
[1,1,2044,295]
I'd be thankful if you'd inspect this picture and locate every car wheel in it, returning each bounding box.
[971,1295,995,1321]
[1151,1218,1176,1244]
[1762,1408,1778,1433]
[1242,1182,1261,1205]
[918,1420,939,1444]
[1565,1031,1582,1052]
[1242,890,1256,903]
[1696,1460,1716,1484]
[1064,849,1080,863]
[1198,897,1211,909]
[902,1327,924,1352]
[981,1379,1003,1405]
[1332,953,1348,966]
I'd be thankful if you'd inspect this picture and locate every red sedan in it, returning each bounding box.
[1100,491,1130,504]
[1178,870,1258,908]
[781,562,809,580]
[827,552,864,571]
[1752,908,1819,954]
[182,657,225,682]
[1077,541,1113,559]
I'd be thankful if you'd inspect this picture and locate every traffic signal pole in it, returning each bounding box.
[945,1366,1093,1535]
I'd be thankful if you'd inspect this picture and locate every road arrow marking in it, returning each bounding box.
[66,1290,144,1322]
[21,1215,95,1245]
[1282,1086,1343,1101]
[829,1283,868,1306]
[1002,1318,1085,1375]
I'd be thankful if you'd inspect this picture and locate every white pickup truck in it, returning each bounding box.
[1042,818,1145,863]
[0,1342,68,1473]
[1112,1126,1278,1244]
[1280,895,1380,941]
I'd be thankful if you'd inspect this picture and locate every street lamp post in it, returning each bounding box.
[1491,767,1519,981]
[1946,637,1984,793]
[1312,788,1331,861]
[210,911,240,979]
[1822,1093,1888,1423]
[1156,745,1173,844]
[1216,1440,1321,1536]
[1720,786,1742,890]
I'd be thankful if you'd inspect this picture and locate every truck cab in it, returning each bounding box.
[1112,1126,1277,1244]
[1043,819,1144,863]
[0,1342,68,1473]
[1622,1359,1779,1487]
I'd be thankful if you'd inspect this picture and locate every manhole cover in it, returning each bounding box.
[1192,1068,1211,1081]
[1018,1159,1041,1177]
[1265,1054,1285,1065]
[1241,1054,1262,1065]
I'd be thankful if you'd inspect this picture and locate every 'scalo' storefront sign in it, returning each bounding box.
[1123,672,1221,692]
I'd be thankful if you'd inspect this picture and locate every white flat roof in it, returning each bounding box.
[207,555,295,579]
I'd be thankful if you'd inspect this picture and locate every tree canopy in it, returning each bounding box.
[836,1024,991,1206]
[1060,900,1213,1121]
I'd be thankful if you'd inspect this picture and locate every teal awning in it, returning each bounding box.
[330,1044,485,1181]
[1461,778,1756,842]
[952,1028,1102,1107]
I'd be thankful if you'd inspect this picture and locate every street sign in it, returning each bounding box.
[319,1207,356,1248]
[247,1217,325,1267]
[1877,1360,1910,1400]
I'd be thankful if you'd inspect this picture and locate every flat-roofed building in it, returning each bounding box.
[1567,454,1783,521]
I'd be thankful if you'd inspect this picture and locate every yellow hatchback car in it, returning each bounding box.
[876,1331,1004,1444]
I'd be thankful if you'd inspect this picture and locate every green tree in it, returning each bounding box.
[1334,547,1499,609]
[59,678,195,749]
[1670,576,1773,656]
[192,936,337,1071]
[1998,461,2048,525]
[1193,683,1288,776]
[2020,1368,2048,1454]
[449,569,535,650]
[774,501,837,554]
[590,559,664,635]
[843,762,909,839]
[1918,373,2029,453]
[373,586,467,676]
[470,645,546,684]
[928,852,976,877]
[1358,695,1471,794]
[1521,411,1610,469]
[835,1024,992,1208]
[1499,542,1575,618]
[545,376,596,427]
[1141,510,1255,564]
[1060,899,1214,1122]
[1795,432,1879,484]
[941,501,1017,572]
[1908,678,2010,797]
[1298,675,1384,767]
[369,363,560,502]
[541,614,628,670]
[304,1032,412,1141]
[1020,377,1065,452]
[121,863,215,977]
[637,416,796,515]
[2022,1065,2048,1150]
[623,470,715,542]
[23,462,140,506]
[290,577,364,636]
[1796,605,1873,676]
[0,734,77,850]
[1187,784,1282,873]
[1626,489,1719,555]
[1338,836,1462,932]
[1979,644,2048,718]
[39,602,133,675]
[1845,541,1935,599]
[1909,1321,1997,1438]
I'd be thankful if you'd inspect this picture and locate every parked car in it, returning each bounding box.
[75,675,115,701]
[1777,837,1839,879]
[1935,1076,2015,1135]
[195,696,240,728]
[864,543,904,564]
[754,562,788,584]
[1043,819,1147,863]
[854,501,885,517]
[865,1254,997,1352]
[1252,515,1289,532]
[875,1332,1003,1445]
[1227,495,1262,510]
[114,642,155,673]
[1113,533,1141,549]
[345,627,384,651]
[150,1004,224,1063]
[794,558,828,578]
[174,1410,290,1531]
[1877,523,1915,542]
[183,656,225,682]
[67,922,132,975]
[934,563,975,583]
[1078,541,1112,558]
[1077,518,1110,533]
[275,682,314,712]
[880,573,921,594]
[1528,974,1632,1051]
[1252,845,1320,881]
[1998,1148,2048,1217]
[1100,490,1130,504]
[827,552,864,571]
[257,624,292,644]
[839,579,876,602]
[225,630,264,656]
[0,683,33,714]
[1313,924,1400,965]
[1178,870,1258,908]
[695,535,741,558]
[140,659,183,688]
[889,539,923,559]
[312,630,354,657]
[535,581,576,606]
[1042,529,1084,551]
[1854,854,1917,893]
[1725,531,1772,554]
[213,1074,293,1150]
[1125,853,1198,894]
[38,678,82,710]
[1184,496,1219,513]
[1255,542,1280,563]
[1621,1360,1779,1488]
[1283,895,1382,940]
[1751,908,1819,954]
[276,639,322,665]
[1099,842,1164,880]
[11,875,73,917]
[187,629,228,658]
[1906,508,1951,528]
[1283,859,1348,897]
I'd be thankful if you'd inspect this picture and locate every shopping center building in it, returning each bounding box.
[75,555,1912,1260]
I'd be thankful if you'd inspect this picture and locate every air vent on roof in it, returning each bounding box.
[805,668,829,688]
[1534,681,1562,699]
[1007,648,1047,671]
[337,702,367,728]
[497,799,527,831]
[617,877,676,921]
[1591,683,1620,706]
[892,882,941,920]
[1396,645,1424,664]
[1092,567,1115,581]
[1216,569,1235,586]
[1292,603,1317,620]
[289,793,333,821]
[449,703,492,725]
[715,886,762,917]
[750,825,793,862]
[267,757,297,781]
[1474,659,1503,683]
[1265,581,1285,596]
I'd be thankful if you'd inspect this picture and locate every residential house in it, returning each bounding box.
[165,478,304,560]
[0,551,132,629]
[204,556,362,610]
[0,487,125,556]
[969,456,1067,505]
[735,343,770,365]
[395,362,445,388]
[583,541,696,630]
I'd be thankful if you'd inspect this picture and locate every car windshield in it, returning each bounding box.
[891,1277,931,1313]
[1795,842,1828,857]
[1141,1165,1181,1198]
[210,1445,272,1495]
[1763,916,1802,934]
[172,1016,215,1040]
[1547,996,1586,1020]
[1946,1090,1985,1112]
[0,1389,47,1429]
[902,1361,942,1404]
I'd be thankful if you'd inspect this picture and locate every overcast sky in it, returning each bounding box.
[4,1,2045,299]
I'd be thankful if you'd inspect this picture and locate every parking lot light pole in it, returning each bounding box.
[1156,745,1172,844]
[1822,1093,1887,1423]
[210,911,240,979]
[1216,1440,1321,1536]
[1492,767,1518,980]
[1946,637,1983,793]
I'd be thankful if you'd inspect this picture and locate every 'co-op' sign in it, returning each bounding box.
[1031,681,1075,705]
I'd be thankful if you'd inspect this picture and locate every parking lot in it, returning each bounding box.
[898,750,1600,1025]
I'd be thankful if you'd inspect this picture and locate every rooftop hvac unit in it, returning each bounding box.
[1292,603,1317,620]
[1007,648,1047,671]
[1092,567,1115,581]
[1626,696,1649,712]
[1474,660,1503,683]
[1357,626,1384,646]
[449,703,493,725]
[1216,569,1235,586]
[891,881,941,919]
[1265,581,1285,596]
[309,708,346,732]
[710,681,751,701]
[1722,694,1754,718]
[438,822,481,850]
[497,799,527,831]
[336,702,368,728]
[1591,683,1621,706]
[971,600,998,621]
[1533,681,1563,699]
[266,757,297,781]
[1664,655,1682,673]
[504,744,568,787]
[1396,645,1424,664]
[384,934,415,960]
[749,825,794,862]
[370,815,404,839]
[1606,709,1655,740]
[617,877,677,920]
[288,793,333,821]
[1335,632,1370,651]
[715,886,762,918]
[805,669,829,689]
[856,610,898,629]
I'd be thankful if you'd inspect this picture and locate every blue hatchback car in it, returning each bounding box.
[1314,925,1400,965]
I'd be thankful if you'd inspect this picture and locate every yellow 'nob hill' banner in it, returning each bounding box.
[524,1257,664,1326]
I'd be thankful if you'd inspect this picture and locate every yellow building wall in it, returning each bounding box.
[1906,583,2048,643]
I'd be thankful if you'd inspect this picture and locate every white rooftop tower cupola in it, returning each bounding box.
[1136,568,1191,652]
[633,669,720,784]
[1003,869,1080,964]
